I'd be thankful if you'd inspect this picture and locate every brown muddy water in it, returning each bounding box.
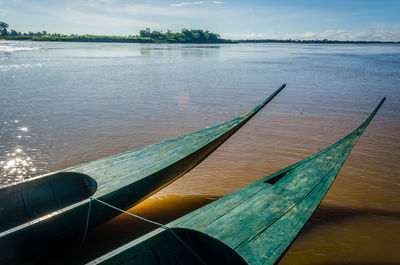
[1,41,399,264]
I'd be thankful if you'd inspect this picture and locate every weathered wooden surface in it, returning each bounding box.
[89,98,385,265]
[0,84,285,263]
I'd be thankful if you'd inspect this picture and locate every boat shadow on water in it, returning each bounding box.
[301,205,400,235]
[23,195,400,265]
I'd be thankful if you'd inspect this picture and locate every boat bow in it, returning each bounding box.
[88,97,385,265]
[0,84,285,263]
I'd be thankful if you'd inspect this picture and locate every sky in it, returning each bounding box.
[0,0,399,41]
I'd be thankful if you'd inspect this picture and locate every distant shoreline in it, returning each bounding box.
[1,36,398,45]
[0,36,236,44]
[0,23,398,44]
[0,32,236,44]
[0,27,236,43]
[238,39,400,44]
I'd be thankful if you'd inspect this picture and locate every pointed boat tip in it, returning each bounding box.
[354,96,386,133]
[249,84,286,114]
[276,83,286,91]
[376,97,387,110]
[376,97,386,105]
[373,96,386,112]
[272,83,286,96]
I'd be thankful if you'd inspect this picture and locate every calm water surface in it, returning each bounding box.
[1,41,399,264]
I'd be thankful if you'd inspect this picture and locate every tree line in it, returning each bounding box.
[0,22,234,43]
[138,28,222,43]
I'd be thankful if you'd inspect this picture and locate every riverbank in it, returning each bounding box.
[2,35,398,44]
[0,35,236,43]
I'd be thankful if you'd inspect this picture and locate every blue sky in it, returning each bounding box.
[1,0,399,40]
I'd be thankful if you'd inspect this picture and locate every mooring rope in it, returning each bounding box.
[81,197,206,264]
[81,198,92,247]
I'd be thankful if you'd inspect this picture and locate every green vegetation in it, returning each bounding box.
[2,21,397,44]
[138,28,224,43]
[0,21,9,36]
[0,22,235,43]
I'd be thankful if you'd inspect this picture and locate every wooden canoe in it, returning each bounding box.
[0,84,285,263]
[88,98,385,265]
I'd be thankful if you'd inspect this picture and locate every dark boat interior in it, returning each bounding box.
[101,227,248,265]
[0,172,97,233]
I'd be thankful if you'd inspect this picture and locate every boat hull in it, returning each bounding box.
[0,120,247,262]
[0,85,286,263]
[88,98,385,265]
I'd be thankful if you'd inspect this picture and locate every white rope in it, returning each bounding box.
[83,197,206,264]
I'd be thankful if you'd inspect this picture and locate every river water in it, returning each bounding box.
[0,41,399,264]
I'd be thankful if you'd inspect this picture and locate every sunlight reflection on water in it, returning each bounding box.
[0,147,36,184]
[0,41,399,264]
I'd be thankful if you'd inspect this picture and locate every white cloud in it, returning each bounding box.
[221,32,317,40]
[37,7,161,34]
[61,10,152,28]
[2,0,224,35]
[222,29,400,41]
[80,2,206,17]
[169,1,224,7]
[115,4,201,16]
[319,29,400,41]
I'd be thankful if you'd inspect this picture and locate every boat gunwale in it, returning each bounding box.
[86,97,386,265]
[0,119,240,236]
[0,85,287,239]
[0,84,287,192]
[0,194,90,237]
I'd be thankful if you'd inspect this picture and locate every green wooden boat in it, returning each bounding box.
[88,98,385,265]
[0,84,285,263]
